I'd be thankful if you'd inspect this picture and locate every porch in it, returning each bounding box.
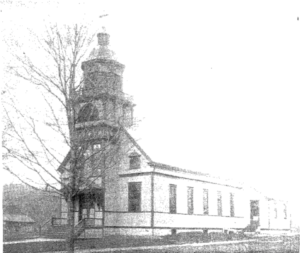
[41,188,104,238]
[60,187,104,225]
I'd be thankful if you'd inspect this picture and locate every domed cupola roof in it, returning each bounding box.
[87,33,116,60]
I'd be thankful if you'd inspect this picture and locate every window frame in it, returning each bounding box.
[129,156,141,170]
[77,103,100,123]
[128,182,142,212]
[230,193,235,217]
[203,189,209,215]
[169,184,177,214]
[283,204,287,219]
[217,191,222,216]
[187,187,194,215]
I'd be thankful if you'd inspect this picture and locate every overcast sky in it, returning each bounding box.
[1,1,300,216]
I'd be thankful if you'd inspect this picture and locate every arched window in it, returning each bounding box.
[77,103,99,123]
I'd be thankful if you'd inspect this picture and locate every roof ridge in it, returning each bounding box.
[149,161,210,177]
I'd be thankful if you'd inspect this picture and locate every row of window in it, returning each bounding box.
[127,182,235,217]
[169,185,235,216]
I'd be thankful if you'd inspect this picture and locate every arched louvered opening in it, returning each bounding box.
[129,151,141,170]
[77,103,99,123]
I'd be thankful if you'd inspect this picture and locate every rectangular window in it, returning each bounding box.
[230,193,235,217]
[187,187,194,214]
[128,182,141,212]
[217,191,222,216]
[203,189,209,215]
[284,204,287,219]
[274,206,277,219]
[169,184,177,214]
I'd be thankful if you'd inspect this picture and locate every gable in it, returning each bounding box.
[57,127,152,174]
[57,151,71,173]
[122,128,152,162]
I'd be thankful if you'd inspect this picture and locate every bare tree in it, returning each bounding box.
[2,24,135,252]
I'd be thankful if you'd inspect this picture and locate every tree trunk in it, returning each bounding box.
[67,81,77,253]
[67,196,75,253]
[67,142,77,253]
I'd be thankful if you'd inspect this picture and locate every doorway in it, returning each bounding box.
[250,200,260,229]
[79,193,95,221]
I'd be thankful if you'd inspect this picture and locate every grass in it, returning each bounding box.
[3,232,300,253]
[4,241,66,253]
[4,232,40,242]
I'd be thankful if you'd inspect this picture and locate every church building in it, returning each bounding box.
[56,32,291,238]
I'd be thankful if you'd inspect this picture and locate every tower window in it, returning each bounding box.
[128,182,141,212]
[93,144,101,150]
[77,103,99,123]
[129,151,141,170]
[123,105,133,126]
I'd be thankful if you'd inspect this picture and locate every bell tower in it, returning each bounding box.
[75,32,134,143]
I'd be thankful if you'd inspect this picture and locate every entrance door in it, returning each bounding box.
[79,194,95,221]
[250,200,260,230]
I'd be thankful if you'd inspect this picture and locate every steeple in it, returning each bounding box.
[75,32,134,143]
[87,33,115,60]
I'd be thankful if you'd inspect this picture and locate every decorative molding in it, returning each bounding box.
[119,171,242,189]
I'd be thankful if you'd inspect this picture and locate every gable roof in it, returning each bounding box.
[57,128,218,183]
[57,127,152,173]
[57,129,284,199]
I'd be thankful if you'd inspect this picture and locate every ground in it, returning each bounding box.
[3,232,300,253]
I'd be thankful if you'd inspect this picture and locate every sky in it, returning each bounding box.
[1,0,300,219]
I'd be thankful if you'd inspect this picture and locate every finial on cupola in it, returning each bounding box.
[87,27,115,60]
[97,32,110,47]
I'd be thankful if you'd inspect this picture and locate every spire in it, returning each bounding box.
[88,30,115,60]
